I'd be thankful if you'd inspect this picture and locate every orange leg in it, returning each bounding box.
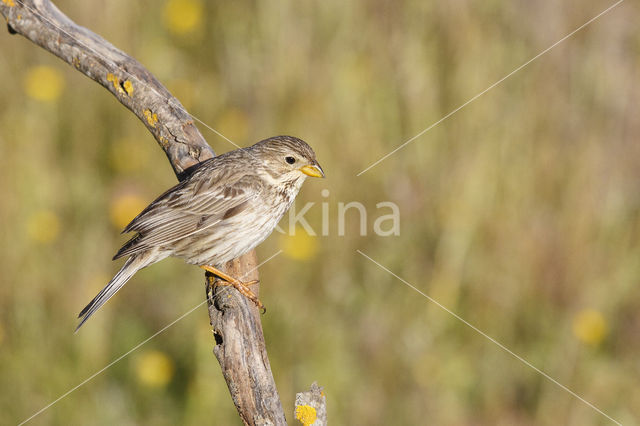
[200,265,264,312]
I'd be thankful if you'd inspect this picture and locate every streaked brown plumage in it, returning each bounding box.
[77,135,324,330]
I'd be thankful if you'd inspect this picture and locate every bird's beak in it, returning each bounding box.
[300,162,325,178]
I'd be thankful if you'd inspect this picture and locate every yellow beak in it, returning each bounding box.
[300,163,325,178]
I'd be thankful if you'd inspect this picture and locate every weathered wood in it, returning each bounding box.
[1,1,288,424]
[207,251,287,426]
[295,382,327,426]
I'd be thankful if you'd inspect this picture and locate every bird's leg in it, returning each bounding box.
[200,265,264,312]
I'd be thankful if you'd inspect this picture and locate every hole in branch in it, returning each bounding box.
[213,330,223,345]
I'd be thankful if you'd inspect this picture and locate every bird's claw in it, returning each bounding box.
[200,265,265,312]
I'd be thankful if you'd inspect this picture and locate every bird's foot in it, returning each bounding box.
[200,265,265,312]
[219,278,264,313]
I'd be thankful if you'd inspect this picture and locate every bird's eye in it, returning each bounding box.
[285,156,296,164]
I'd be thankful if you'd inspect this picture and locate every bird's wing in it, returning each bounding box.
[114,168,262,259]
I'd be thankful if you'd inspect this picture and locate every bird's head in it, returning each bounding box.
[251,135,325,181]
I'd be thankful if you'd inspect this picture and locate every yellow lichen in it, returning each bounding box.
[159,136,169,147]
[144,109,159,128]
[106,73,126,95]
[295,405,317,426]
[106,72,118,86]
[123,80,133,96]
[72,56,80,69]
[2,0,16,7]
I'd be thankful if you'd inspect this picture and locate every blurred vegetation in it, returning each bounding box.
[1,0,639,424]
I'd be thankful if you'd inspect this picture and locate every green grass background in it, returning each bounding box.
[1,0,639,424]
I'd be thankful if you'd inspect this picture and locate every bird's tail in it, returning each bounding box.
[76,252,154,331]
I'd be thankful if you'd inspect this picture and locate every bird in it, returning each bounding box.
[76,135,324,330]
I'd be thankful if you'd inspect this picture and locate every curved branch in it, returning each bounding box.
[1,1,288,424]
[2,0,213,176]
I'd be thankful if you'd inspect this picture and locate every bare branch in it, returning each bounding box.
[207,252,287,426]
[1,1,289,424]
[295,382,327,426]
[2,0,213,177]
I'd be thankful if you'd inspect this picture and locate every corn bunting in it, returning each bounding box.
[77,136,324,330]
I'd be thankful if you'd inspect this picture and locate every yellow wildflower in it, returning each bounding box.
[26,209,60,244]
[167,79,194,110]
[135,350,175,388]
[572,309,607,346]
[280,226,318,260]
[24,65,65,102]
[163,0,203,36]
[217,107,249,143]
[108,137,148,173]
[110,193,146,230]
